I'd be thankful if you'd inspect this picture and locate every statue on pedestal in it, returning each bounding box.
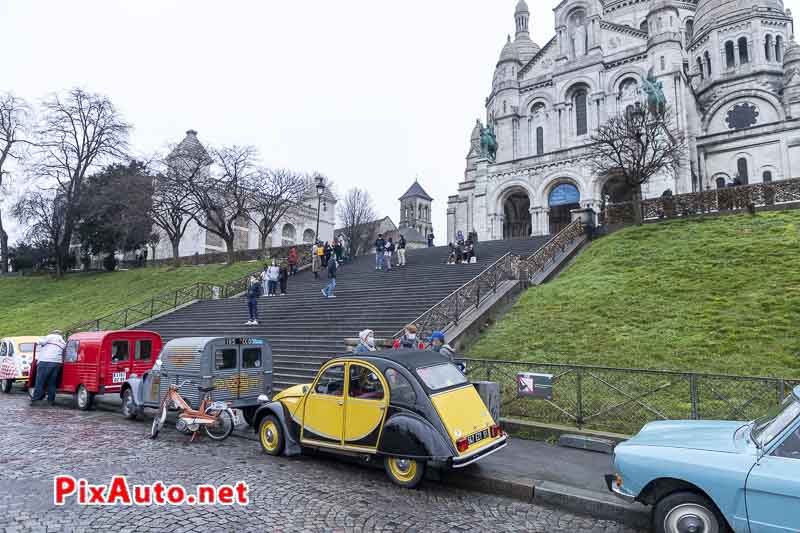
[642,67,667,116]
[479,121,498,162]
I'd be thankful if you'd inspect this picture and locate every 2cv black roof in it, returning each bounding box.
[328,349,466,394]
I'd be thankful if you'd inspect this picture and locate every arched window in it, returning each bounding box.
[536,127,544,155]
[737,158,749,185]
[574,90,588,136]
[766,35,774,61]
[303,229,316,244]
[640,20,649,34]
[281,224,296,246]
[763,171,773,183]
[738,37,749,64]
[697,57,705,80]
[704,51,712,76]
[716,177,727,189]
[725,41,736,68]
[776,36,784,62]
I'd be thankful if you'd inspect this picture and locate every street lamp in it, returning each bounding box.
[314,175,326,243]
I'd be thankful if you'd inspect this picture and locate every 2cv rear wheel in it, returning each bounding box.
[384,457,425,489]
[121,389,137,419]
[75,385,94,411]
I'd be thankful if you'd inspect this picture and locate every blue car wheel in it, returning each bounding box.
[654,491,728,533]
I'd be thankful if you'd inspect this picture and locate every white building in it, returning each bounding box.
[153,130,336,260]
[449,0,800,240]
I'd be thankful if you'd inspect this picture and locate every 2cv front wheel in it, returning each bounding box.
[383,457,425,489]
[121,389,137,420]
[258,415,285,456]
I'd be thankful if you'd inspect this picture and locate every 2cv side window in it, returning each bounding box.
[384,368,416,405]
[65,341,80,363]
[111,341,130,363]
[315,364,345,396]
[348,364,384,400]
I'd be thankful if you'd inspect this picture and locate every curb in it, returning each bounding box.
[440,470,649,530]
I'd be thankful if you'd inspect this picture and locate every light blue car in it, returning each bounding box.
[606,386,800,533]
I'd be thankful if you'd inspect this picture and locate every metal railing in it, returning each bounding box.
[465,358,800,435]
[394,220,586,340]
[66,251,313,335]
[603,177,800,225]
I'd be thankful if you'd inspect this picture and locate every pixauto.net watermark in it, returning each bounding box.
[54,475,249,506]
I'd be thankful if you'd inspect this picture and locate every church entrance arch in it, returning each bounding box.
[502,189,531,239]
[548,183,581,234]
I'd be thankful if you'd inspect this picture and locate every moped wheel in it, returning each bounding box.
[150,404,167,439]
[1,379,12,393]
[203,408,234,441]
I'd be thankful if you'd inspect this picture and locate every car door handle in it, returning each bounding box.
[337,400,344,406]
[379,406,386,411]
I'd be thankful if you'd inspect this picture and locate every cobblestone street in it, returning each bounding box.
[0,394,643,532]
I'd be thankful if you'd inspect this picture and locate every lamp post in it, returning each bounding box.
[314,175,326,243]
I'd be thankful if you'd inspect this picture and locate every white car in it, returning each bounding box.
[0,336,39,393]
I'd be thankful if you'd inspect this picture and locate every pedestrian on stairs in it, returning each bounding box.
[354,329,376,353]
[261,265,270,296]
[279,262,289,295]
[288,247,299,276]
[374,234,386,270]
[246,275,261,326]
[267,260,280,296]
[393,324,424,350]
[323,242,332,268]
[322,257,338,298]
[334,238,343,264]
[427,232,435,248]
[397,235,407,267]
[384,238,395,271]
[312,242,321,279]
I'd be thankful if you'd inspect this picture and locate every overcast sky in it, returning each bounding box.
[2,0,798,245]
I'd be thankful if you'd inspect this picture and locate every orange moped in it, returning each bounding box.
[150,380,236,441]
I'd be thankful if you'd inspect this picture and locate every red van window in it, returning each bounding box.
[135,340,152,361]
[111,341,130,363]
[65,341,80,363]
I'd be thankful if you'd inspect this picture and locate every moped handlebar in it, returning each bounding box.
[170,380,192,390]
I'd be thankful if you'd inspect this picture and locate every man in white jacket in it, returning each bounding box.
[31,330,66,406]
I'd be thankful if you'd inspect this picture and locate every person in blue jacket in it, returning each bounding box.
[246,275,262,325]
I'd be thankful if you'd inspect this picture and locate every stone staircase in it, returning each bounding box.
[140,238,550,390]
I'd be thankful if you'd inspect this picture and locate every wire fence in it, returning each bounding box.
[465,358,800,435]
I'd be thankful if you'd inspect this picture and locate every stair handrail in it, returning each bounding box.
[391,251,517,340]
[392,220,587,341]
[64,253,314,335]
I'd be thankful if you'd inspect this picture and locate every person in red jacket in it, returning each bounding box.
[288,247,299,276]
[393,324,425,350]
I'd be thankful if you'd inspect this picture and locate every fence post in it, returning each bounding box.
[778,379,786,403]
[123,309,129,328]
[576,369,584,426]
[476,284,481,310]
[174,290,179,308]
[453,295,460,326]
[690,374,699,420]
[150,298,155,319]
[95,319,101,331]
[486,363,492,382]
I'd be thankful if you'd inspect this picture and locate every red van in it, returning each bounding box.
[28,331,163,410]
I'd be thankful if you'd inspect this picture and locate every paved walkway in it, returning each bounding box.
[0,393,643,533]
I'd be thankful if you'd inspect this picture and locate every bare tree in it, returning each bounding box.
[150,141,209,260]
[12,188,66,268]
[31,88,131,276]
[0,93,33,273]
[588,104,686,224]
[183,145,258,264]
[338,188,376,258]
[247,168,309,250]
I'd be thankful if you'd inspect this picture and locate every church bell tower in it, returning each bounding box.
[399,180,434,238]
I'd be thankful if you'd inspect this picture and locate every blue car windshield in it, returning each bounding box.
[752,394,800,447]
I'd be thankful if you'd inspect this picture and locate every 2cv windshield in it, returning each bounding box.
[752,393,800,447]
[416,363,468,392]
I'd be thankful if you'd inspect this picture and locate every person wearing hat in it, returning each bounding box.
[354,329,376,354]
[31,329,66,406]
[393,324,424,350]
[428,331,465,372]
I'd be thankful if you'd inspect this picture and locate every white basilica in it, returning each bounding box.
[448,0,800,240]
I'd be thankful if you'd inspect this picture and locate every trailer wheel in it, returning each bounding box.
[75,385,94,411]
[0,379,12,393]
[242,407,256,427]
[121,389,137,419]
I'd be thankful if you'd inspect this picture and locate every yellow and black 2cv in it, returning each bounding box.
[252,349,508,488]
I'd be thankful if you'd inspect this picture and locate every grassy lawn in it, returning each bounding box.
[469,210,800,379]
[0,262,260,338]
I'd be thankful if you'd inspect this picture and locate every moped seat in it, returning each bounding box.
[198,386,216,393]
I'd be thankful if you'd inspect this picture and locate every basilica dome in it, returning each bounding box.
[694,0,785,34]
[498,35,520,63]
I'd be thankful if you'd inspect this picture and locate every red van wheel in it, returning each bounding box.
[75,385,94,411]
